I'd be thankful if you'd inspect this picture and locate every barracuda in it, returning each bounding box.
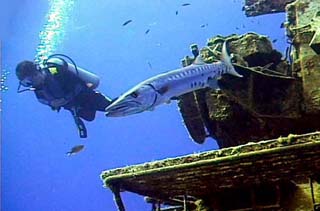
[105,42,243,117]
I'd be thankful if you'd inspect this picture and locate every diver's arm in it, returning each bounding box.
[34,90,63,111]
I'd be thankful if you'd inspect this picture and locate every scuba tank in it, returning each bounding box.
[45,54,100,89]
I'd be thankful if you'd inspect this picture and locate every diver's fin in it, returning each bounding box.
[70,109,87,138]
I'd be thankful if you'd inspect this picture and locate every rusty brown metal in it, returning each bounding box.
[178,33,318,147]
[101,132,320,210]
[286,0,320,114]
[243,0,296,17]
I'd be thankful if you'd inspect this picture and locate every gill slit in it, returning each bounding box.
[146,83,159,110]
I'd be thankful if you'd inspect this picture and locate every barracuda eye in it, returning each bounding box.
[130,91,139,98]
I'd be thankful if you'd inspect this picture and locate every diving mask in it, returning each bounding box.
[20,77,34,87]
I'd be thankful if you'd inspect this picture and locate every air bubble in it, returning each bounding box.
[34,0,75,65]
[0,69,9,92]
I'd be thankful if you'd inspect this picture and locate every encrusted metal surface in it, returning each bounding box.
[177,33,320,147]
[286,0,320,114]
[243,0,295,17]
[101,132,320,202]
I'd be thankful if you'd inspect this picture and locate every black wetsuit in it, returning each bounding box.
[34,58,111,121]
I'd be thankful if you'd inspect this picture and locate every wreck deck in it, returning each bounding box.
[101,132,320,209]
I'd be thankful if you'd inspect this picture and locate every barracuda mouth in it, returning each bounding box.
[105,100,143,117]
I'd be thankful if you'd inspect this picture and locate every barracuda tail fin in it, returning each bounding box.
[221,41,243,78]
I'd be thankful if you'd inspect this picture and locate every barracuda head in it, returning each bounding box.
[105,84,158,117]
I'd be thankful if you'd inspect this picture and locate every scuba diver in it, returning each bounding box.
[16,54,113,138]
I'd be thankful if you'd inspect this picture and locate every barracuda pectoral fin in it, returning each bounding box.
[157,86,169,95]
[193,55,205,65]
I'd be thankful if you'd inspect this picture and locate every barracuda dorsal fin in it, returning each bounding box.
[193,55,205,65]
[221,41,243,78]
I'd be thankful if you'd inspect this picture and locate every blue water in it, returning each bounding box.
[1,0,286,210]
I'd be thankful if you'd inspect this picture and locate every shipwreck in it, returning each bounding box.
[101,0,320,210]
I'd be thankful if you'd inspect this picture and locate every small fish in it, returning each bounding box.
[147,61,153,69]
[200,24,208,28]
[66,145,84,156]
[145,29,150,34]
[105,42,243,117]
[175,10,178,15]
[182,3,191,6]
[272,39,277,43]
[280,22,285,28]
[122,20,133,26]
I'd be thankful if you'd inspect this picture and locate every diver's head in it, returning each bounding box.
[16,60,44,87]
